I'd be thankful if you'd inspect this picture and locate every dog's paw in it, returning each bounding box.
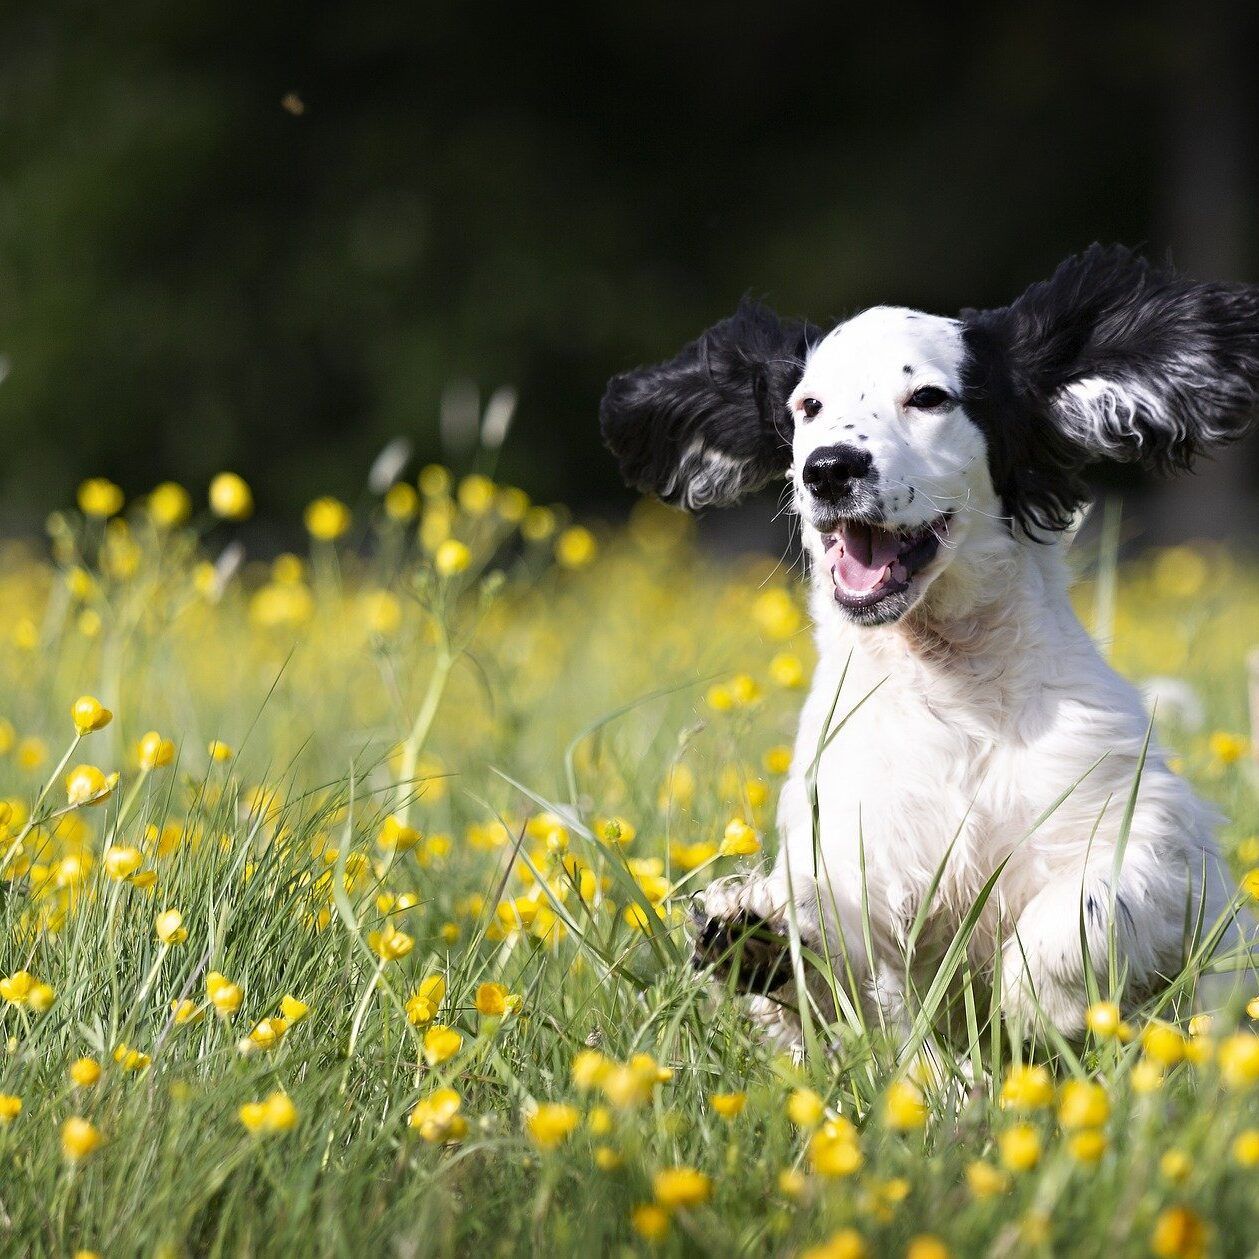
[691,877,792,995]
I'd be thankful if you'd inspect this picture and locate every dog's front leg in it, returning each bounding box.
[691,863,873,1051]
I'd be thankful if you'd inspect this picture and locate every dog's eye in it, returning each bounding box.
[906,386,953,410]
[800,397,823,419]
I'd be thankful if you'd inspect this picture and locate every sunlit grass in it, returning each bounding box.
[0,468,1255,1256]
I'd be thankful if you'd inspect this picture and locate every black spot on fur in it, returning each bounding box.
[961,244,1259,535]
[692,907,791,994]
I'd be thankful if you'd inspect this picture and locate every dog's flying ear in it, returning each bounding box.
[600,300,819,510]
[962,244,1259,534]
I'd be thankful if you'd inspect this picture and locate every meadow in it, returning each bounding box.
[0,465,1257,1258]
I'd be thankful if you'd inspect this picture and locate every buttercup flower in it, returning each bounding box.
[408,1088,467,1143]
[998,1124,1041,1172]
[280,994,309,1022]
[434,539,471,577]
[0,1094,21,1124]
[155,908,188,945]
[148,482,191,528]
[71,695,112,735]
[206,971,243,1016]
[70,1058,101,1087]
[1058,1080,1109,1129]
[406,975,446,1025]
[305,497,352,541]
[209,473,253,520]
[1000,1064,1054,1111]
[136,732,175,771]
[652,1166,711,1209]
[66,765,116,806]
[422,1025,462,1066]
[526,1102,579,1150]
[710,1091,746,1120]
[61,1116,104,1161]
[78,478,124,518]
[239,1090,297,1135]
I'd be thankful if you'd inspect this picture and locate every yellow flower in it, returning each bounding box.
[1150,1205,1209,1259]
[594,816,635,846]
[155,908,188,945]
[103,845,143,881]
[61,1116,104,1161]
[1000,1063,1054,1111]
[208,740,234,762]
[652,1166,711,1209]
[809,1117,863,1177]
[1069,1128,1107,1163]
[593,1145,622,1171]
[998,1124,1041,1172]
[406,975,446,1025]
[706,683,733,712]
[728,673,761,706]
[137,731,175,771]
[239,1090,298,1135]
[965,1160,1010,1199]
[433,538,471,577]
[280,994,309,1022]
[521,505,556,541]
[1208,730,1248,765]
[408,1088,466,1143]
[1232,1129,1259,1166]
[422,1024,463,1066]
[66,764,116,806]
[78,478,124,518]
[1085,1000,1123,1039]
[883,1079,927,1130]
[1242,869,1259,901]
[248,1017,288,1050]
[368,925,414,961]
[1218,1033,1259,1088]
[28,982,54,1014]
[1160,1148,1192,1183]
[1141,1022,1186,1067]
[906,1237,950,1259]
[70,1058,101,1088]
[526,1102,580,1149]
[630,1204,670,1243]
[209,472,253,520]
[764,744,792,776]
[71,695,112,735]
[710,1091,746,1120]
[769,652,805,688]
[1058,1080,1109,1129]
[377,815,421,853]
[0,1094,21,1124]
[555,526,597,569]
[571,1049,610,1092]
[0,971,34,1005]
[1131,1061,1165,1094]
[206,971,244,1016]
[419,464,451,497]
[16,735,47,770]
[113,1043,151,1072]
[720,818,760,857]
[148,482,191,528]
[171,998,202,1025]
[457,474,495,516]
[802,1229,867,1259]
[304,497,351,541]
[787,1087,826,1128]
[384,482,419,521]
[475,982,513,1017]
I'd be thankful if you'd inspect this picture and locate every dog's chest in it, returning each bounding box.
[779,643,1046,925]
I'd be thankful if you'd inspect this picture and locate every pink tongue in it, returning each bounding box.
[829,523,902,593]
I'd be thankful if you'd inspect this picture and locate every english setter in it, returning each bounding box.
[600,245,1256,1049]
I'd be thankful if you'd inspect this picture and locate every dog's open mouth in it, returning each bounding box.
[823,515,950,610]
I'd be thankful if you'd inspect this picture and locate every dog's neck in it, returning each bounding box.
[813,526,1090,731]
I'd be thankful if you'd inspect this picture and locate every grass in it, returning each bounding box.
[0,470,1256,1258]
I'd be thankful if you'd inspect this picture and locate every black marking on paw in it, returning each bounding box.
[692,908,792,995]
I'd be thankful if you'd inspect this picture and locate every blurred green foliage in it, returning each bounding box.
[0,1,1256,522]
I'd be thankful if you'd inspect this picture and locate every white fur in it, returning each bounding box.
[701,307,1252,1049]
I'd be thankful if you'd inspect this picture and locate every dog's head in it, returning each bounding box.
[601,247,1259,626]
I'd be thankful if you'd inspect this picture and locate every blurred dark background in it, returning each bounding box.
[3,0,1258,540]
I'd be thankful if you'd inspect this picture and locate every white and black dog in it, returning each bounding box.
[601,245,1256,1049]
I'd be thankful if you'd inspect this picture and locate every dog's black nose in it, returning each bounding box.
[802,444,873,499]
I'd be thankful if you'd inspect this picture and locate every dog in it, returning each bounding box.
[600,244,1257,1050]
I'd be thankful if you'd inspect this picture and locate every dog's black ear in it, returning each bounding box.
[962,244,1259,533]
[600,300,819,510]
